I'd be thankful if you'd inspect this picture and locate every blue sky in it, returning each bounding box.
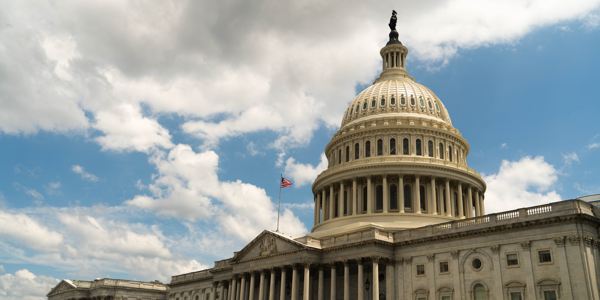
[1,1,600,299]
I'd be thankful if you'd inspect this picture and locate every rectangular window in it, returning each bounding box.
[543,290,557,300]
[510,292,523,300]
[416,264,425,275]
[441,296,451,300]
[538,250,552,263]
[506,253,519,266]
[439,261,449,273]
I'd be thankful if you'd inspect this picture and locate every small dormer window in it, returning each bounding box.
[435,102,440,111]
[349,107,353,115]
[371,98,376,108]
[410,95,416,106]
[391,95,396,106]
[419,96,425,107]
[428,99,433,110]
[400,95,406,106]
[380,96,386,107]
[363,101,367,110]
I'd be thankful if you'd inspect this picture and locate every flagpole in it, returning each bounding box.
[276,174,282,232]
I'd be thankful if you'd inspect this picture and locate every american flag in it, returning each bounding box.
[280,177,293,188]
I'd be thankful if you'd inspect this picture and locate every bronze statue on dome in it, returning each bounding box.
[389,10,397,31]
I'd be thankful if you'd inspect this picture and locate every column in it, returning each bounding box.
[457,183,464,219]
[249,273,256,300]
[315,193,321,225]
[474,190,481,216]
[399,176,405,213]
[430,177,437,215]
[339,182,345,216]
[344,261,350,300]
[467,187,473,218]
[291,266,298,300]
[212,283,217,300]
[258,272,265,300]
[240,274,246,300]
[445,180,452,217]
[383,175,389,213]
[318,267,324,300]
[269,270,276,300]
[385,262,395,300]
[330,264,337,300]
[372,258,379,300]
[480,194,485,215]
[230,278,236,300]
[279,268,287,300]
[303,264,310,300]
[357,260,364,300]
[367,177,373,213]
[219,282,225,300]
[414,176,421,214]
[321,190,327,220]
[330,185,335,219]
[352,179,357,215]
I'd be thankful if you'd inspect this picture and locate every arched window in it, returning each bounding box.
[362,186,368,212]
[338,149,342,164]
[416,139,422,156]
[354,143,360,159]
[375,185,383,211]
[365,141,371,157]
[390,138,396,155]
[428,140,434,157]
[420,185,427,212]
[449,145,453,162]
[404,184,412,210]
[345,146,350,162]
[439,143,445,159]
[377,139,383,156]
[403,138,410,155]
[390,184,398,210]
[473,283,487,300]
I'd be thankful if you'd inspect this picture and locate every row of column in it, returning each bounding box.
[228,259,390,300]
[314,175,485,225]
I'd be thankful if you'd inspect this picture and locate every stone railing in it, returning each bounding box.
[171,269,212,285]
[90,278,167,291]
[394,200,597,241]
[314,200,597,249]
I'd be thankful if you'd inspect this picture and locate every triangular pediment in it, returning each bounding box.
[47,280,78,296]
[233,230,308,262]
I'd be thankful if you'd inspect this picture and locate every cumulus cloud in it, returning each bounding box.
[589,142,600,150]
[0,211,63,251]
[284,154,328,187]
[71,165,99,182]
[1,0,599,151]
[0,269,59,300]
[484,156,562,213]
[127,144,307,240]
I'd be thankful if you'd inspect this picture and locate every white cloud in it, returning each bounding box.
[562,152,580,165]
[45,181,62,195]
[0,269,59,300]
[93,103,173,153]
[284,154,328,187]
[127,144,307,239]
[1,0,599,151]
[71,165,99,182]
[0,210,63,251]
[588,142,600,150]
[484,156,562,213]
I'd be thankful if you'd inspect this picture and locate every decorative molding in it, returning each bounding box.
[553,236,566,246]
[490,245,500,254]
[520,241,531,250]
[568,235,581,246]
[427,254,435,262]
[259,235,278,257]
[450,250,459,259]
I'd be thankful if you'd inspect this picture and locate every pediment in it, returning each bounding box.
[47,280,78,296]
[233,230,308,262]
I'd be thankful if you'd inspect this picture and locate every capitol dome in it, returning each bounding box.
[310,26,486,238]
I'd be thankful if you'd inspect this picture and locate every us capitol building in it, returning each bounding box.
[48,12,600,300]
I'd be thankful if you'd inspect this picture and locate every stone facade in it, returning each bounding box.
[168,200,600,300]
[47,278,167,300]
